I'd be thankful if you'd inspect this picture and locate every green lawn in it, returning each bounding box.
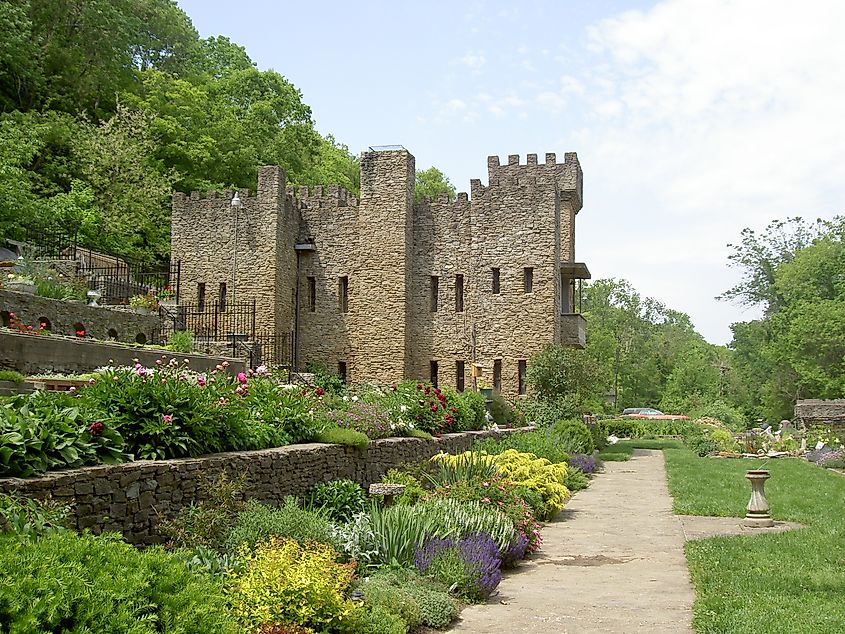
[598,438,684,461]
[663,449,845,633]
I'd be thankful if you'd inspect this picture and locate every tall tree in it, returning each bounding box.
[414,167,456,204]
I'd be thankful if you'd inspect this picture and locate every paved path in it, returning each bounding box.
[450,449,695,633]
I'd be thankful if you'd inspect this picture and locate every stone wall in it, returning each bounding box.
[795,399,845,430]
[0,428,527,545]
[0,331,245,376]
[0,289,159,344]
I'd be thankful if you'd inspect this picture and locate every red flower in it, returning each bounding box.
[315,387,326,396]
[430,404,438,412]
[424,386,431,395]
[416,383,422,390]
[89,421,105,435]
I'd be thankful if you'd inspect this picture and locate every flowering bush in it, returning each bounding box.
[415,532,502,602]
[321,401,394,439]
[425,476,542,553]
[568,453,597,474]
[129,290,159,311]
[382,381,451,434]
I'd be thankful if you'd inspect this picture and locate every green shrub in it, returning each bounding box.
[166,330,193,353]
[225,497,338,553]
[227,537,356,632]
[564,468,590,492]
[157,471,246,550]
[517,397,579,427]
[307,361,347,395]
[428,449,499,485]
[243,379,321,445]
[690,399,748,432]
[0,391,129,477]
[307,479,366,523]
[474,429,570,464]
[379,469,428,505]
[407,428,434,440]
[358,574,421,629]
[458,389,486,430]
[315,425,369,448]
[359,568,457,630]
[491,392,514,426]
[0,531,236,633]
[552,419,595,454]
[348,604,407,634]
[0,492,70,542]
[0,370,24,383]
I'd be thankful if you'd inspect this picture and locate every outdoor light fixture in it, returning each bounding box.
[231,192,241,208]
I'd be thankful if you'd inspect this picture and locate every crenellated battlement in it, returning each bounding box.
[484,151,583,210]
[285,184,359,209]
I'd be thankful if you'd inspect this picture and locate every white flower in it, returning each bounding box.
[399,404,408,413]
[390,423,396,430]
[351,395,359,402]
[343,395,349,402]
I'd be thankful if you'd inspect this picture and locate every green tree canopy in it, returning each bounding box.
[414,167,456,204]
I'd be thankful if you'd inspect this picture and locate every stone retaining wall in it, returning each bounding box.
[0,289,159,343]
[795,399,845,430]
[0,331,245,376]
[0,428,526,545]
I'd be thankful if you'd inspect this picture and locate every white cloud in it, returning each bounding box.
[572,0,845,343]
[457,51,486,70]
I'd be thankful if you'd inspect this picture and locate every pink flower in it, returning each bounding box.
[237,372,247,384]
[162,414,173,424]
[222,361,229,368]
[482,481,489,487]
[197,375,207,387]
[481,497,491,504]
[87,378,96,385]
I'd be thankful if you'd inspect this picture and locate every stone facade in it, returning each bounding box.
[0,428,527,545]
[171,149,589,395]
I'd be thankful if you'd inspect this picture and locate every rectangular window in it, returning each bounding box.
[219,282,227,312]
[455,274,464,312]
[524,267,534,293]
[307,276,316,312]
[518,360,527,395]
[456,360,465,392]
[338,276,348,313]
[430,276,439,312]
[491,268,500,294]
[337,361,347,382]
[197,283,206,311]
[430,361,439,387]
[493,359,502,391]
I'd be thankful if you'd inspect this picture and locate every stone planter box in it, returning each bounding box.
[5,282,36,294]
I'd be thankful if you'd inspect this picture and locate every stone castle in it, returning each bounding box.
[171,148,590,396]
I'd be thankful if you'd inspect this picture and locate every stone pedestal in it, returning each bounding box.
[744,469,774,527]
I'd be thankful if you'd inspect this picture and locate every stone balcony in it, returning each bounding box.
[558,313,587,348]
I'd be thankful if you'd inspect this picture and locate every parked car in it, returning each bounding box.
[621,407,689,421]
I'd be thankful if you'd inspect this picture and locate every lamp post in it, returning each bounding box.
[231,192,241,310]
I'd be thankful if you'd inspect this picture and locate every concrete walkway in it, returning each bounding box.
[450,449,695,633]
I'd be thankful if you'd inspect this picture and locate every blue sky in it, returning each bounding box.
[177,0,845,344]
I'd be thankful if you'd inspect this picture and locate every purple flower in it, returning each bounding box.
[501,532,529,567]
[415,536,454,572]
[568,453,596,474]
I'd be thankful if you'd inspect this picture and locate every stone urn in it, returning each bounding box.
[744,469,774,527]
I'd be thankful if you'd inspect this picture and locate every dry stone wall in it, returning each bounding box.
[0,289,159,344]
[0,428,527,545]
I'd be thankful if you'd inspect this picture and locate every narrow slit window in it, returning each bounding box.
[493,359,502,391]
[455,274,464,312]
[560,270,572,313]
[430,276,439,312]
[430,360,439,387]
[524,267,534,293]
[219,282,227,312]
[492,267,500,294]
[338,276,349,313]
[307,276,316,312]
[456,360,465,392]
[518,360,527,395]
[337,361,347,382]
[197,283,206,311]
